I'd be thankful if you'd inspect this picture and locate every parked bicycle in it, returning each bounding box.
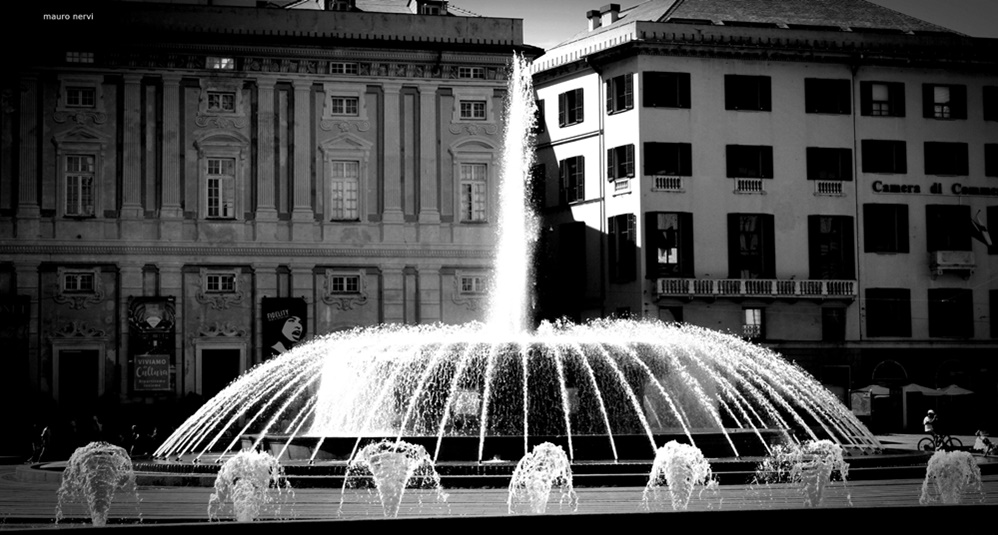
[917,433,963,452]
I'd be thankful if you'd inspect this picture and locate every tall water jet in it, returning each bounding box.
[208,450,292,522]
[341,440,448,518]
[55,442,140,526]
[642,441,716,511]
[919,450,983,505]
[508,442,577,514]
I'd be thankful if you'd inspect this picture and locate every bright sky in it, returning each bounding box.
[447,0,998,50]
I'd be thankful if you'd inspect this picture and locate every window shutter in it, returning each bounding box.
[891,83,905,116]
[762,147,774,178]
[952,85,967,119]
[559,160,567,204]
[607,216,618,282]
[808,215,821,279]
[922,84,934,118]
[724,76,736,109]
[759,76,772,111]
[624,144,635,177]
[842,216,856,279]
[575,89,584,123]
[727,213,740,278]
[679,143,692,176]
[576,156,585,200]
[841,149,853,181]
[646,212,660,279]
[607,148,615,180]
[678,73,691,108]
[624,74,634,110]
[623,214,637,281]
[859,82,872,116]
[895,141,907,174]
[605,80,613,113]
[679,212,694,277]
[558,92,567,126]
[762,214,776,278]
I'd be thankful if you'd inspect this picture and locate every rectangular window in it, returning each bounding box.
[806,148,853,181]
[206,158,235,219]
[865,288,912,337]
[821,308,846,342]
[724,75,771,111]
[646,212,694,278]
[608,214,636,283]
[63,271,96,293]
[606,73,634,114]
[985,86,998,121]
[808,215,855,279]
[329,161,360,221]
[66,87,96,108]
[805,78,851,114]
[743,308,764,340]
[206,56,235,70]
[863,204,909,253]
[928,288,973,338]
[458,67,485,79]
[645,143,692,176]
[559,156,584,204]
[558,88,584,126]
[66,51,94,64]
[65,155,95,217]
[860,81,905,117]
[644,72,691,108]
[923,84,967,120]
[726,145,773,178]
[330,97,359,116]
[987,144,998,177]
[926,204,971,251]
[459,275,489,294]
[459,163,487,222]
[330,275,361,294]
[330,62,358,75]
[727,213,775,279]
[206,91,235,113]
[205,273,236,293]
[459,100,486,120]
[607,144,635,180]
[861,140,907,173]
[924,142,969,176]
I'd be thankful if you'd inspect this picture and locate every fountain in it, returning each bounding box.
[340,440,448,517]
[55,442,140,526]
[208,450,292,522]
[642,441,716,511]
[753,439,850,507]
[920,450,983,505]
[507,442,577,514]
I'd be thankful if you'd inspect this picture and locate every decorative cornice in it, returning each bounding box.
[53,110,108,125]
[197,321,246,337]
[51,320,107,339]
[319,119,371,132]
[0,243,494,259]
[448,123,498,136]
[195,114,248,129]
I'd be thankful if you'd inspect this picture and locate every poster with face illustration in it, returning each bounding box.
[262,297,307,359]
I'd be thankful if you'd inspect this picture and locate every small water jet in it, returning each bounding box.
[642,441,716,511]
[508,442,577,514]
[341,440,448,518]
[208,450,293,522]
[919,450,983,505]
[753,439,849,507]
[55,442,140,526]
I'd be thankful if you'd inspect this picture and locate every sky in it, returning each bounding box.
[446,0,998,50]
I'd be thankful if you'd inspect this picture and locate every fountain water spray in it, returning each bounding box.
[508,442,577,514]
[753,439,850,507]
[208,450,293,522]
[642,441,716,511]
[56,442,140,526]
[919,450,983,505]
[342,440,448,518]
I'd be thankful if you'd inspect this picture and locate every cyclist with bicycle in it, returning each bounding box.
[924,410,939,446]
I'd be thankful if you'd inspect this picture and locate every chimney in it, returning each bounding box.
[587,9,602,31]
[600,4,620,27]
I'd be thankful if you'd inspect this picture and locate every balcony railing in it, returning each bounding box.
[656,278,856,299]
[652,175,684,192]
[814,180,845,196]
[734,178,765,194]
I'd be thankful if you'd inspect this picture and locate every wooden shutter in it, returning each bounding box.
[605,80,613,113]
[574,89,584,123]
[842,216,856,279]
[895,141,907,174]
[607,148,615,180]
[808,215,821,279]
[727,213,740,278]
[608,216,618,282]
[624,74,634,110]
[806,147,819,180]
[761,147,774,178]
[761,214,776,278]
[623,214,636,281]
[558,92,567,126]
[559,160,567,204]
[840,149,853,181]
[624,145,635,178]
[922,84,934,118]
[897,205,910,253]
[859,81,873,116]
[759,76,772,111]
[890,82,905,117]
[679,143,692,176]
[725,146,737,177]
[646,212,660,279]
[575,156,585,200]
[678,73,691,108]
[679,212,694,277]
[952,85,967,119]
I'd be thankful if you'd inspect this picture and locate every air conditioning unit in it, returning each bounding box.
[929,250,975,279]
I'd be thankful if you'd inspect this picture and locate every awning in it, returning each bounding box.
[941,384,974,396]
[902,383,974,396]
[852,384,890,397]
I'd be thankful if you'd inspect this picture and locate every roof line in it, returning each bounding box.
[658,0,687,23]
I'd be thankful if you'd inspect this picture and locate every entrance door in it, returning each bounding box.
[58,349,100,411]
[201,348,241,399]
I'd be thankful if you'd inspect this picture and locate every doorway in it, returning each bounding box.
[55,348,101,412]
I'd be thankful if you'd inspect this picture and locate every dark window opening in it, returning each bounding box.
[725,75,771,111]
[645,143,692,176]
[861,140,907,174]
[808,215,855,279]
[806,148,853,181]
[559,156,584,203]
[926,204,971,252]
[646,212,694,278]
[822,308,846,342]
[805,78,851,114]
[558,88,584,126]
[922,84,967,120]
[863,204,909,254]
[607,144,635,180]
[984,144,997,177]
[643,72,691,108]
[928,288,973,338]
[860,81,905,117]
[865,288,912,337]
[727,213,775,279]
[924,142,968,176]
[726,145,774,178]
[606,74,634,114]
[608,213,637,283]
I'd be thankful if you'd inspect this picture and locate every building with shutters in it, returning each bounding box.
[531,0,998,432]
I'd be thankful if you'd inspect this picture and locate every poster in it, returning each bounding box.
[128,296,176,392]
[134,354,171,391]
[263,297,307,358]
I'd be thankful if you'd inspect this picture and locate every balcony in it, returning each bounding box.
[814,180,845,196]
[733,178,765,194]
[655,278,856,301]
[652,175,684,192]
[929,250,975,279]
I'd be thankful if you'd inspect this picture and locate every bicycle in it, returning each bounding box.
[917,433,963,452]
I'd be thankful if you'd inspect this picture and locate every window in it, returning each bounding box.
[806,148,852,181]
[66,87,96,108]
[330,97,359,116]
[330,274,361,294]
[726,145,773,178]
[743,308,764,340]
[66,51,94,64]
[608,214,636,283]
[459,163,487,222]
[330,62,358,75]
[924,142,968,176]
[206,91,235,113]
[559,156,584,204]
[206,56,235,70]
[534,100,545,134]
[860,81,905,117]
[985,86,998,121]
[863,204,909,253]
[808,216,855,279]
[205,272,236,293]
[606,73,633,114]
[926,204,971,251]
[643,72,690,108]
[861,140,906,173]
[458,67,485,79]
[724,75,771,111]
[558,88,584,126]
[805,78,851,114]
[459,101,486,120]
[63,271,96,293]
[987,144,998,177]
[928,289,973,338]
[646,212,694,278]
[329,161,360,221]
[65,155,95,217]
[821,308,846,342]
[459,275,489,294]
[865,288,912,337]
[206,158,235,219]
[607,144,635,181]
[727,213,775,279]
[645,143,691,176]
[923,84,967,120]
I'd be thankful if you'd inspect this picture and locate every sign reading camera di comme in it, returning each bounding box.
[872,180,998,196]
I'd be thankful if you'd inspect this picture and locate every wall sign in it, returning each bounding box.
[262,297,307,358]
[871,180,998,196]
[134,354,170,391]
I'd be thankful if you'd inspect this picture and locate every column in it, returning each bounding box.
[418,265,442,324]
[418,87,440,224]
[381,266,406,324]
[256,80,278,220]
[291,80,314,241]
[17,77,40,239]
[14,262,40,394]
[121,75,144,220]
[253,262,280,365]
[382,83,404,223]
[289,263,315,341]
[160,75,183,230]
[158,262,184,396]
[119,262,144,399]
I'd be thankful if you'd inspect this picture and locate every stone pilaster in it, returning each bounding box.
[253,262,280,365]
[381,266,405,324]
[160,75,182,219]
[418,87,440,224]
[382,83,404,224]
[289,262,315,342]
[15,262,40,393]
[418,265,442,324]
[291,81,314,242]
[256,80,278,219]
[121,74,144,220]
[17,77,40,239]
[157,262,184,396]
[119,262,144,398]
